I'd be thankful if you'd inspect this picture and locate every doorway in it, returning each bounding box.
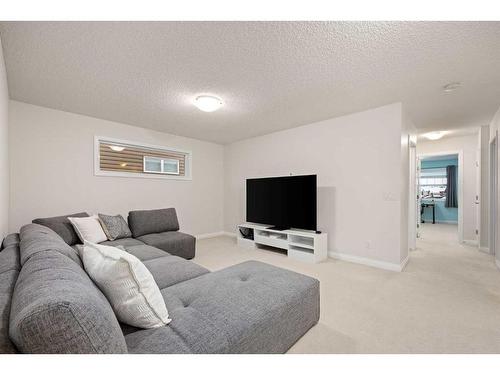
[418,152,463,243]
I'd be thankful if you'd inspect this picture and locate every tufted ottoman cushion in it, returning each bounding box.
[125,260,319,353]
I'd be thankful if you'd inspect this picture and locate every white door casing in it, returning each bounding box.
[490,134,498,260]
[475,149,481,246]
[409,138,418,249]
[416,155,421,240]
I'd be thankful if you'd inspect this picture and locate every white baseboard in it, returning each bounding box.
[496,258,500,270]
[479,247,491,254]
[400,254,410,271]
[328,251,408,272]
[223,231,237,238]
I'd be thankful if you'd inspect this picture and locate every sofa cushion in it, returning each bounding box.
[122,244,169,261]
[1,233,19,250]
[1,271,20,353]
[128,208,179,237]
[125,305,230,354]
[143,255,209,289]
[0,237,21,354]
[19,224,82,267]
[9,249,127,353]
[0,245,21,275]
[100,237,144,248]
[126,261,319,354]
[98,214,132,241]
[33,212,89,245]
[137,231,195,260]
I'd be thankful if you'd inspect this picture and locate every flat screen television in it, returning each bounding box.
[246,175,317,231]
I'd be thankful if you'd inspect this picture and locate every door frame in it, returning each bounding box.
[408,136,417,250]
[475,148,481,248]
[418,150,464,243]
[490,134,498,259]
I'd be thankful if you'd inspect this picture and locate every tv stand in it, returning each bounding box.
[266,226,290,231]
[236,223,328,263]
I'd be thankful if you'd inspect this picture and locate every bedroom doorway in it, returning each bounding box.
[418,152,463,244]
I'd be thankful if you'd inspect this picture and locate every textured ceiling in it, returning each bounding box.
[0,21,499,144]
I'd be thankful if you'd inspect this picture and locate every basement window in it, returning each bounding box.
[95,136,191,180]
[143,156,180,175]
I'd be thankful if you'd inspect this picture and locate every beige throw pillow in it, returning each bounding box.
[68,215,108,243]
[80,241,171,329]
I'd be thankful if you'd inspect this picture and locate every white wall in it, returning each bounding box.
[0,37,9,239]
[8,101,225,236]
[417,134,479,242]
[224,103,411,268]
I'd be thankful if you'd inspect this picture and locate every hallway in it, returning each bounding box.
[414,223,494,278]
[402,222,500,352]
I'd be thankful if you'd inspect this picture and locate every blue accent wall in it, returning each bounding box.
[421,158,458,169]
[421,156,458,224]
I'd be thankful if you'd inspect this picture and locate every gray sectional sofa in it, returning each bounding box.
[0,208,320,354]
[33,208,196,260]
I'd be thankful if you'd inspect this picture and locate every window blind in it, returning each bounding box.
[420,167,447,178]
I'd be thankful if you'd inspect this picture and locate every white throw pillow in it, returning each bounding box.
[80,241,171,328]
[68,215,108,243]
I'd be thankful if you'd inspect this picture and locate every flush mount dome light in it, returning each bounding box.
[443,82,462,92]
[423,131,445,141]
[194,95,223,112]
[109,145,125,152]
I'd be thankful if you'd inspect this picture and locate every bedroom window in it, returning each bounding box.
[420,167,448,198]
[420,168,447,186]
[95,136,191,180]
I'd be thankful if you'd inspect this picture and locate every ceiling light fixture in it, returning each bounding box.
[442,82,462,92]
[109,145,125,152]
[194,95,223,112]
[423,131,445,141]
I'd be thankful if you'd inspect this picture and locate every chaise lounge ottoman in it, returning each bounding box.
[125,261,320,354]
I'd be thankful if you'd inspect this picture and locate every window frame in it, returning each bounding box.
[143,156,180,175]
[94,136,192,180]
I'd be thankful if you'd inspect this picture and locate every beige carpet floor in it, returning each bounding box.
[193,224,500,353]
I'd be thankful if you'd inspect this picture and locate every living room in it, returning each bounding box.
[1,1,500,373]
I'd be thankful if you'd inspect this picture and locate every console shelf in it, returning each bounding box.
[237,223,328,263]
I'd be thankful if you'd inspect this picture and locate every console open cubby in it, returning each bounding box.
[236,223,328,263]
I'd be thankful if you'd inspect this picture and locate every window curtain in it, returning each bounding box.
[445,165,458,208]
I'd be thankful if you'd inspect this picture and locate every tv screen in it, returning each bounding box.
[246,175,317,231]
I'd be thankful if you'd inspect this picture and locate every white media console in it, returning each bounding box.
[237,223,328,263]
